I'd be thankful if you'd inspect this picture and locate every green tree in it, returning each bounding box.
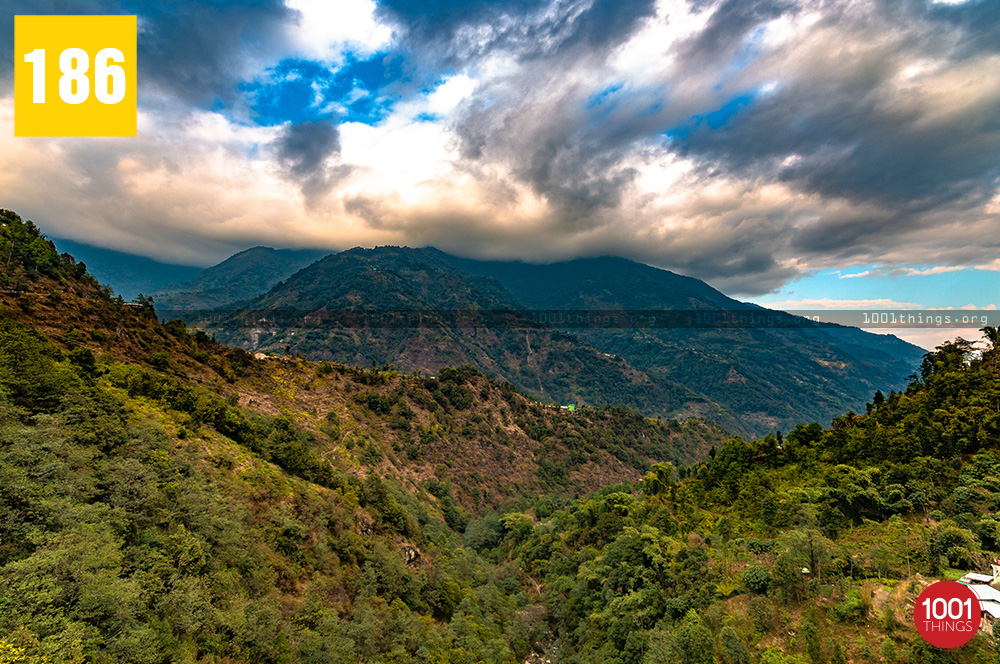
[719,625,751,664]
[645,610,713,664]
[742,565,772,594]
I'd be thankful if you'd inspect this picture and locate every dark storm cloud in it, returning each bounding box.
[674,82,1000,208]
[683,0,798,61]
[456,96,640,228]
[375,0,545,44]
[511,112,643,223]
[890,0,1000,58]
[531,0,659,53]
[376,0,657,62]
[666,0,1000,222]
[791,211,897,258]
[0,0,295,103]
[453,70,678,232]
[276,120,341,175]
[275,120,350,200]
[136,0,296,104]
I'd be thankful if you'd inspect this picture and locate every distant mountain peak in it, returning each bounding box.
[151,246,328,311]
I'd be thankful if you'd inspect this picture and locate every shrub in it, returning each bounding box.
[742,565,772,594]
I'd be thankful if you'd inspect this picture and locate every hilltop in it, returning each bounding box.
[0,207,728,662]
[187,245,923,438]
[5,208,999,664]
[151,246,328,310]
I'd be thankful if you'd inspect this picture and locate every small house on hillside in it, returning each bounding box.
[960,572,996,585]
[958,574,1000,635]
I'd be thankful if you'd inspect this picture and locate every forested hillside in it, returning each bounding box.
[0,209,723,662]
[443,254,925,437]
[208,247,706,432]
[2,208,999,664]
[194,246,924,439]
[478,332,1000,663]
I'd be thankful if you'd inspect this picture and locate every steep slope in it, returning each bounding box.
[1,210,725,506]
[210,247,712,421]
[443,253,925,434]
[152,246,328,310]
[0,208,731,661]
[475,332,1000,664]
[50,237,203,299]
[7,208,1000,664]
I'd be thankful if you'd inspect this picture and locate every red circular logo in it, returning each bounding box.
[913,581,982,648]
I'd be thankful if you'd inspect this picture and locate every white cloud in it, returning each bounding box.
[840,265,968,279]
[897,266,967,276]
[393,74,479,121]
[285,0,391,61]
[761,298,924,309]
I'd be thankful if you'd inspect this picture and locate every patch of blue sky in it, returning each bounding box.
[705,93,754,129]
[750,266,1000,310]
[586,82,626,109]
[664,91,756,140]
[584,84,667,135]
[241,59,330,125]
[241,52,409,126]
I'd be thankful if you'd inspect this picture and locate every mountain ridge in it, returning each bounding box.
[190,246,924,437]
[50,237,204,300]
[43,234,923,437]
[151,245,328,310]
[5,209,1000,664]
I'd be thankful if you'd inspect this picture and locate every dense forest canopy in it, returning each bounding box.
[1,208,999,663]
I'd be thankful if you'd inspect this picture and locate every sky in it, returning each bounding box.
[1,0,998,348]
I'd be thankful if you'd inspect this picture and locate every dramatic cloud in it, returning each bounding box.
[0,0,997,298]
[274,119,348,199]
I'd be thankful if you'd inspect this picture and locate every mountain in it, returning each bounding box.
[210,247,703,421]
[0,208,729,662]
[50,237,204,300]
[58,235,925,437]
[440,253,744,310]
[201,247,923,437]
[152,246,328,310]
[5,207,1000,664]
[442,253,926,433]
[0,209,724,503]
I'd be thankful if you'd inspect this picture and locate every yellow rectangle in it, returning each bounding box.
[15,15,137,137]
